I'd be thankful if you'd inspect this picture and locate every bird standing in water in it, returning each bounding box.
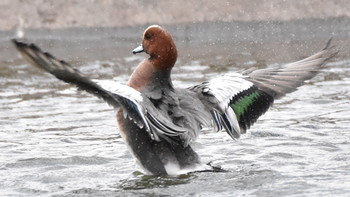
[13,25,335,175]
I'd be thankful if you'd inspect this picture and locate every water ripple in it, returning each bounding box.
[1,41,350,196]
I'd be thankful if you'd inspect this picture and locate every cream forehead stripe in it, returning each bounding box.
[143,25,162,37]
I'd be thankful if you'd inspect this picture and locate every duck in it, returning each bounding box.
[12,25,335,175]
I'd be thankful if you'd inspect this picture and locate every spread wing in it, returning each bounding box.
[245,39,336,99]
[12,39,190,146]
[189,73,273,139]
[190,39,336,139]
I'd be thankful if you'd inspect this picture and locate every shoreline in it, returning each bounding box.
[1,0,349,31]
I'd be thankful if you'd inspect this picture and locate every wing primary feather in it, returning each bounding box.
[12,39,154,138]
[246,39,337,99]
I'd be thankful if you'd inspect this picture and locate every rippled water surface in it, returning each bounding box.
[1,21,350,196]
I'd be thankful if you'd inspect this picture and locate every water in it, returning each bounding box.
[1,20,350,196]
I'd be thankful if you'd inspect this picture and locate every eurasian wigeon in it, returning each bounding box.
[12,25,335,175]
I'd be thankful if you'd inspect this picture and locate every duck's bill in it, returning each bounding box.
[132,44,144,54]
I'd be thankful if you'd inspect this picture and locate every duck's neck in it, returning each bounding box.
[127,59,174,92]
[128,41,177,92]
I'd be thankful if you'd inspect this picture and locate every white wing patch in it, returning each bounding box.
[92,79,151,132]
[92,79,143,102]
[191,73,254,139]
[207,73,253,108]
[92,79,190,144]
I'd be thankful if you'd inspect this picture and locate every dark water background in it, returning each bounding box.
[1,18,350,196]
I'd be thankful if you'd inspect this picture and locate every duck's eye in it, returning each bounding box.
[145,33,152,40]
